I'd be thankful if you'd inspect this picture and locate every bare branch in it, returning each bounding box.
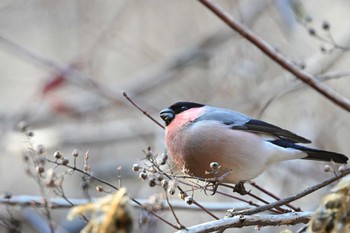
[232,169,350,216]
[176,212,312,233]
[198,0,350,112]
[0,195,249,212]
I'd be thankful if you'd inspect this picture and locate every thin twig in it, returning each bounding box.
[249,182,301,211]
[258,70,350,118]
[45,158,181,230]
[165,191,185,229]
[219,183,287,213]
[123,92,165,129]
[232,169,350,216]
[198,0,350,112]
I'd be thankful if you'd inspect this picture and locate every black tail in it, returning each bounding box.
[270,139,348,164]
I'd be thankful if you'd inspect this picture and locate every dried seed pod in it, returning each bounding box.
[96,185,104,192]
[148,167,156,173]
[168,187,176,195]
[36,165,45,174]
[72,149,79,157]
[157,174,164,182]
[160,180,168,189]
[338,165,347,173]
[185,196,193,205]
[160,153,168,165]
[132,164,141,172]
[26,131,34,137]
[178,192,187,200]
[139,172,148,180]
[54,151,62,159]
[145,146,153,159]
[324,165,331,172]
[322,21,330,31]
[62,158,69,165]
[308,28,316,36]
[37,145,45,154]
[83,164,90,173]
[18,121,29,132]
[149,178,156,187]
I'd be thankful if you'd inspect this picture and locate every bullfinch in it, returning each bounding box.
[160,102,348,185]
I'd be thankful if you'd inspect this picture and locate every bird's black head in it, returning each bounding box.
[160,102,204,126]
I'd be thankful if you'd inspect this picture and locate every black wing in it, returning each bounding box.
[194,106,311,144]
[231,119,311,144]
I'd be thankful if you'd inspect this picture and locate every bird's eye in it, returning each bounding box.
[180,106,188,111]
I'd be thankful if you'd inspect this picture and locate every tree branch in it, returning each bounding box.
[176,212,312,233]
[0,195,249,212]
[198,0,350,112]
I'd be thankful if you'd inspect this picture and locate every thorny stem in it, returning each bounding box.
[198,0,350,112]
[45,158,181,230]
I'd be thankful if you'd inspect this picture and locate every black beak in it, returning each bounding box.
[160,108,175,126]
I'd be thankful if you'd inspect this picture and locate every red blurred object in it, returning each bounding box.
[42,74,66,95]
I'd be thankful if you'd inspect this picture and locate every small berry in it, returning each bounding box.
[149,178,156,187]
[36,165,45,174]
[160,180,168,189]
[178,192,187,200]
[26,131,34,137]
[144,146,153,159]
[157,174,164,181]
[168,187,176,195]
[324,164,331,172]
[338,165,347,173]
[83,164,90,173]
[72,149,79,157]
[322,21,330,31]
[149,167,156,173]
[161,153,168,161]
[185,196,193,205]
[132,164,141,172]
[308,28,316,36]
[54,151,62,159]
[96,185,104,192]
[139,172,148,180]
[62,158,69,165]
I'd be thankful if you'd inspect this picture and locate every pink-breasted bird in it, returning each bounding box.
[160,102,348,184]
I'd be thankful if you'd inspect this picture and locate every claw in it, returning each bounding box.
[233,182,248,195]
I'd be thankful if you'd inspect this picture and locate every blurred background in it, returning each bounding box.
[0,0,349,232]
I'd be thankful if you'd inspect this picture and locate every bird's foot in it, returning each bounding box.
[233,182,249,195]
[204,178,220,195]
[204,172,232,195]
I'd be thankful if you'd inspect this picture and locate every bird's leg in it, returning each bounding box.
[233,181,249,195]
[204,170,232,195]
[204,179,220,195]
